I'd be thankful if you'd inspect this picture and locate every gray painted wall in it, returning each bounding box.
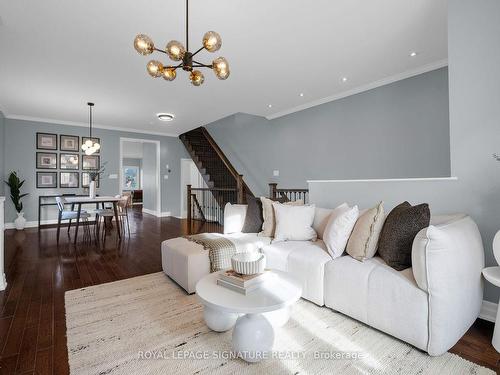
[206,67,451,196]
[142,143,157,212]
[2,118,188,222]
[307,0,500,303]
[122,158,142,169]
[0,112,4,196]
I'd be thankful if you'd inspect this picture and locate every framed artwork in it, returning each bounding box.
[82,154,100,170]
[123,166,140,190]
[36,172,57,188]
[60,172,79,188]
[36,132,58,150]
[81,137,100,154]
[60,153,79,170]
[82,172,100,188]
[36,152,57,169]
[60,135,80,152]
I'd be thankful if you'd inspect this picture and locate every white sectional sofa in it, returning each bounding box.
[161,203,485,356]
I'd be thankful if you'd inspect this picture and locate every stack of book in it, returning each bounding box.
[216,270,271,295]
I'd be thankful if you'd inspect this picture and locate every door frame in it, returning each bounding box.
[119,137,161,216]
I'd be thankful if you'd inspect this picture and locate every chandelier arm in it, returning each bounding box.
[192,60,213,68]
[154,48,168,54]
[191,46,205,57]
[186,0,189,51]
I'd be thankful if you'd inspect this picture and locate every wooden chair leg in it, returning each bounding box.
[67,219,72,233]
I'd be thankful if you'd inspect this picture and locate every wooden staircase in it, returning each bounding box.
[180,127,252,228]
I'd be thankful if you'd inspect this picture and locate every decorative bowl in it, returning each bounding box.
[231,252,266,275]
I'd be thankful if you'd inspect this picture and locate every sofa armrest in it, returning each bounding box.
[223,203,248,234]
[412,214,485,355]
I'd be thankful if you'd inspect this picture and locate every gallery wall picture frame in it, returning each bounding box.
[82,154,100,170]
[36,132,58,150]
[60,135,80,152]
[60,153,79,170]
[82,172,100,188]
[60,172,79,188]
[36,172,58,188]
[81,137,101,154]
[36,152,58,169]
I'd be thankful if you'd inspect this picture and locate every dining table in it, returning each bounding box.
[65,196,121,244]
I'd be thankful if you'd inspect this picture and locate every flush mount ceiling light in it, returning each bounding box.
[410,51,418,57]
[81,102,100,155]
[157,113,175,122]
[133,0,230,86]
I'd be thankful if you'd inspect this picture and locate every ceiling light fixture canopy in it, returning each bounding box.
[81,102,100,155]
[133,0,230,86]
[157,113,175,121]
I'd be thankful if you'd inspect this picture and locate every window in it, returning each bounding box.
[123,166,140,190]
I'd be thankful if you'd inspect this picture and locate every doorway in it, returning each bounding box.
[119,138,161,216]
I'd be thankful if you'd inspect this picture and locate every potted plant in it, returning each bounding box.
[87,163,106,199]
[5,171,29,230]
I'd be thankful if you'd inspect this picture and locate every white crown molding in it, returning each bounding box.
[307,176,458,183]
[4,114,180,138]
[266,59,449,120]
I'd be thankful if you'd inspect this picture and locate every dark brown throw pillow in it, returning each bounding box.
[241,195,264,233]
[377,201,430,271]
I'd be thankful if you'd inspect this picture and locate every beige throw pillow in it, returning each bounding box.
[346,201,385,261]
[259,197,303,237]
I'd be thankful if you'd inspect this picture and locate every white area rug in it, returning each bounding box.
[65,272,494,375]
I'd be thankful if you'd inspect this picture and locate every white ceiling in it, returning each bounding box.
[0,0,448,136]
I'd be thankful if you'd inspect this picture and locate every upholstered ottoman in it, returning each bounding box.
[161,237,210,294]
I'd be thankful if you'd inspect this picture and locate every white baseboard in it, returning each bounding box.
[141,209,173,218]
[480,300,497,322]
[4,219,60,229]
[0,273,7,291]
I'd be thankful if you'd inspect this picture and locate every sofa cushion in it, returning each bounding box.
[241,195,263,233]
[377,201,430,271]
[312,207,333,240]
[261,239,331,306]
[346,201,385,261]
[323,204,359,259]
[273,203,317,242]
[259,197,303,237]
[324,255,429,351]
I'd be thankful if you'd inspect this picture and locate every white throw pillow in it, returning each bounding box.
[323,203,359,258]
[259,197,303,237]
[273,202,317,242]
[312,207,334,240]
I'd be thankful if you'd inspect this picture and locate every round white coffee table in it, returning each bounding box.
[196,270,302,362]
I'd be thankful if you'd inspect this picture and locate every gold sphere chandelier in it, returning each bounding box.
[133,0,230,86]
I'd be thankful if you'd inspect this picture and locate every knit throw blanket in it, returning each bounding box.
[184,233,237,272]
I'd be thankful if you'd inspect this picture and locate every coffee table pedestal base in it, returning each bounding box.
[203,305,238,332]
[232,313,275,363]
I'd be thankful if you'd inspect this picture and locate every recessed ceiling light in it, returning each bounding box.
[341,77,348,83]
[410,51,418,57]
[299,93,304,97]
[268,104,272,108]
[157,113,175,122]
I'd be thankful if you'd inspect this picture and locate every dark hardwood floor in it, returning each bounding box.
[0,208,498,374]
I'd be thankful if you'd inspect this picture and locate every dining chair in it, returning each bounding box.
[117,194,131,237]
[56,197,91,244]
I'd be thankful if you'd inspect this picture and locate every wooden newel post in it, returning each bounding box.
[269,183,278,200]
[236,175,244,204]
[187,185,192,231]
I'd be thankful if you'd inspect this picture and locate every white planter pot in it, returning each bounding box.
[89,180,96,199]
[14,212,26,230]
